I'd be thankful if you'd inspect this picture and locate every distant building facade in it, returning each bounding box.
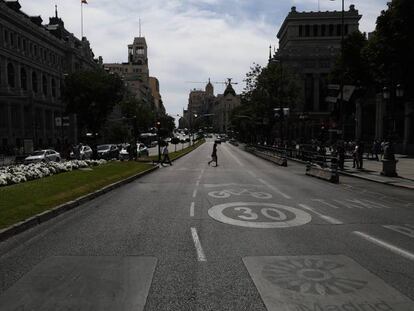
[274,5,361,141]
[0,0,99,154]
[182,79,240,133]
[104,36,164,113]
[213,83,240,133]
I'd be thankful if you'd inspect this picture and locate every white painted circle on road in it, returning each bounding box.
[208,202,312,228]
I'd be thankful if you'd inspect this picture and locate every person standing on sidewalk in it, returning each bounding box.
[208,142,218,167]
[357,141,365,169]
[161,142,172,166]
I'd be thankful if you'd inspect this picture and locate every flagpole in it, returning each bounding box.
[81,1,84,38]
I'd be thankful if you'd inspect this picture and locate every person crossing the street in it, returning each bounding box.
[208,142,218,167]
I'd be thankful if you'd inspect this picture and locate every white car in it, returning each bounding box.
[69,145,93,160]
[24,149,61,164]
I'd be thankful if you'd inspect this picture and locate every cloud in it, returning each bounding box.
[18,0,388,117]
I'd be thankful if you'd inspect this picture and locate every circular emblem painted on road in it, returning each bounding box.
[208,202,312,228]
[262,258,367,295]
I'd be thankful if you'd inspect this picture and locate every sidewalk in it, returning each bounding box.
[340,155,414,190]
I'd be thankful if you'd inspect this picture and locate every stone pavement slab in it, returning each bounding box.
[0,256,157,311]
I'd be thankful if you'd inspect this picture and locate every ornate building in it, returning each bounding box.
[274,5,361,141]
[0,0,99,153]
[182,79,240,133]
[104,36,164,113]
[213,82,240,133]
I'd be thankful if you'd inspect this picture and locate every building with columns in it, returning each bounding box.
[0,0,99,154]
[274,5,361,141]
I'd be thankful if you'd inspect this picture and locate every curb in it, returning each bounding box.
[338,170,414,190]
[0,165,159,242]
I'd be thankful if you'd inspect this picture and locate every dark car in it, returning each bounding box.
[97,144,119,160]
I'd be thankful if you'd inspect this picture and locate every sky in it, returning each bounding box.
[19,0,389,119]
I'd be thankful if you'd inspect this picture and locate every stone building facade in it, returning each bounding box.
[104,36,164,113]
[182,80,240,133]
[274,5,361,141]
[0,0,99,154]
[213,83,240,133]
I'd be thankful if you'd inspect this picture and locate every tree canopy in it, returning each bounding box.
[63,69,125,135]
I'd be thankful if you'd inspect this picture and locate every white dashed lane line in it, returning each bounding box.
[191,227,207,262]
[192,189,198,198]
[353,231,414,262]
[298,204,343,225]
[190,202,195,217]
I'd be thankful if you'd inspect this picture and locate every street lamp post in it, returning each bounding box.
[330,0,345,139]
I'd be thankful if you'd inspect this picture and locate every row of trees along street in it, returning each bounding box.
[63,69,174,145]
[232,0,414,147]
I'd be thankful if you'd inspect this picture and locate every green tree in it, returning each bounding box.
[232,61,302,143]
[63,69,125,136]
[330,31,371,86]
[365,0,414,98]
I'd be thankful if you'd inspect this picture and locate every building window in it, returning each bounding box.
[32,72,38,93]
[299,25,303,37]
[336,24,342,36]
[42,75,48,95]
[51,78,56,97]
[345,24,349,35]
[10,32,14,47]
[34,45,38,56]
[321,24,326,36]
[305,25,310,37]
[4,29,8,44]
[22,38,27,51]
[17,36,21,49]
[21,68,27,90]
[329,24,334,36]
[7,63,15,87]
[313,25,318,36]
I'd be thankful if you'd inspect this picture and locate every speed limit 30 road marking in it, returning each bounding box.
[208,202,312,228]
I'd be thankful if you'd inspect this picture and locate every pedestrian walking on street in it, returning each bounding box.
[352,144,359,168]
[161,142,172,166]
[208,142,218,167]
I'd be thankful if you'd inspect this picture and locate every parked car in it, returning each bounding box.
[24,149,61,164]
[150,141,158,147]
[118,143,149,160]
[97,144,119,160]
[69,145,93,160]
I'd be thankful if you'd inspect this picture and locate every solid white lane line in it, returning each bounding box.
[299,204,343,225]
[190,202,195,217]
[383,225,414,239]
[353,231,414,261]
[191,227,207,262]
[223,145,244,167]
[192,189,198,198]
[258,178,292,200]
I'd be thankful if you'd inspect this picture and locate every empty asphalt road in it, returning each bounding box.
[1,140,413,310]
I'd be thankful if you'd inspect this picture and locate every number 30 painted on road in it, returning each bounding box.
[208,202,312,228]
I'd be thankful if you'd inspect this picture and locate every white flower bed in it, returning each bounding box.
[0,159,107,187]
